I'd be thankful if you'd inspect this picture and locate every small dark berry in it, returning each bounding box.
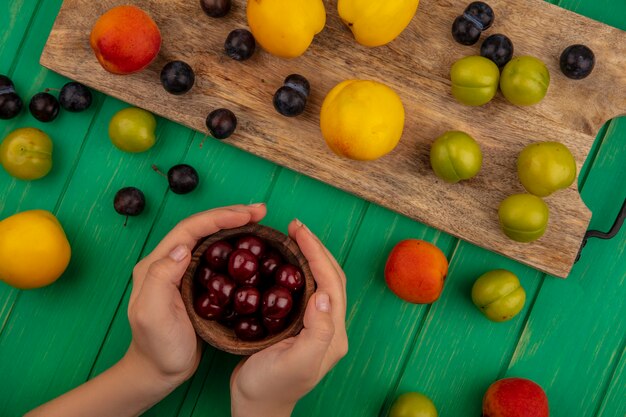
[200,0,231,18]
[167,164,199,194]
[0,75,15,91]
[160,61,195,95]
[560,44,595,80]
[225,29,256,61]
[0,93,22,120]
[481,34,514,68]
[29,92,60,122]
[451,15,482,46]
[114,187,146,220]
[284,74,310,98]
[59,82,93,112]
[273,86,306,117]
[464,1,494,31]
[206,108,237,139]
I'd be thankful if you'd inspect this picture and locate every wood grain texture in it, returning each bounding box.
[39,0,626,277]
[1,0,625,415]
[503,117,626,417]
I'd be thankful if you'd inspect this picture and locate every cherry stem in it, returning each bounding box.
[124,216,128,228]
[151,164,167,178]
[199,133,209,149]
[44,88,61,93]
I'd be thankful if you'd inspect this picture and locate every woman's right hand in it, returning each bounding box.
[230,219,349,417]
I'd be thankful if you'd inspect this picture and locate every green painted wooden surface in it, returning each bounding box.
[0,1,624,416]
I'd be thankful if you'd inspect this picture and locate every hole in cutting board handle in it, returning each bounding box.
[575,197,626,262]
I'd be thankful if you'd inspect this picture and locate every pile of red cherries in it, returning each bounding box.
[193,234,305,341]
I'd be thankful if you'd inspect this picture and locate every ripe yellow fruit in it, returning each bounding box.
[338,0,420,47]
[247,0,326,58]
[320,80,405,161]
[0,210,71,289]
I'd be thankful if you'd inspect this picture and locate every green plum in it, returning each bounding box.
[0,127,52,180]
[430,131,482,183]
[518,141,576,197]
[498,194,549,243]
[472,269,526,322]
[500,56,550,106]
[109,107,156,153]
[389,392,438,417]
[450,56,500,106]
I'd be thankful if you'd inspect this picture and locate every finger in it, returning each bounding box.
[285,292,335,375]
[230,357,248,389]
[289,221,346,321]
[288,219,347,288]
[152,204,266,260]
[134,204,266,290]
[130,245,192,316]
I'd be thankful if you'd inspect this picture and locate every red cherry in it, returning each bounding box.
[195,265,215,289]
[234,317,265,341]
[204,240,233,271]
[260,251,283,278]
[194,293,224,320]
[219,308,237,327]
[263,316,287,334]
[236,235,266,258]
[275,264,304,293]
[234,286,261,315]
[228,249,258,283]
[262,286,293,319]
[207,274,236,307]
[242,272,261,287]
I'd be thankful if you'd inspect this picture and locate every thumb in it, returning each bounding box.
[142,245,192,294]
[287,292,335,366]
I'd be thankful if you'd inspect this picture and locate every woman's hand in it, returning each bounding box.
[26,204,267,417]
[127,204,267,390]
[230,219,349,417]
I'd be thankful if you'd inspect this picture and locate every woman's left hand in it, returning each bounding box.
[127,204,267,389]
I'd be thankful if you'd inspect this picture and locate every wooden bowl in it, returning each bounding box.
[181,224,315,355]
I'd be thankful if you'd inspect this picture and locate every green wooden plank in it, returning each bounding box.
[558,0,626,30]
[274,205,456,417]
[1,1,624,417]
[503,117,626,417]
[187,353,240,416]
[578,122,609,189]
[0,0,40,74]
[0,0,104,335]
[0,99,193,415]
[0,0,67,141]
[382,244,543,416]
[596,345,626,417]
[189,170,369,417]
[89,134,280,417]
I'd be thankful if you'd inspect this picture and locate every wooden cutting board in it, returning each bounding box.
[40,0,626,278]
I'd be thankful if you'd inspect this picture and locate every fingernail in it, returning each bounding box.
[295,219,310,233]
[316,292,331,313]
[169,245,189,262]
[231,207,251,213]
[249,203,265,207]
